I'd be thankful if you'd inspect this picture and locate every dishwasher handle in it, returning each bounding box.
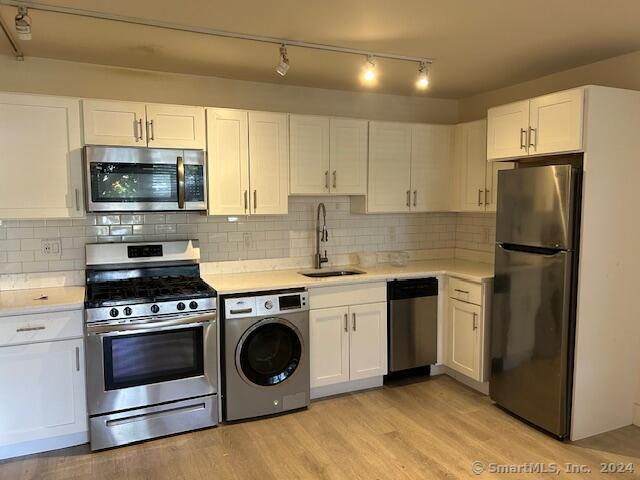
[387,277,438,300]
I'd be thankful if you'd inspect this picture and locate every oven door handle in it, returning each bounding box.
[177,155,186,209]
[86,312,216,335]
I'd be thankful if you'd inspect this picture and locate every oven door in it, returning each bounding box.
[84,146,206,212]
[85,312,217,416]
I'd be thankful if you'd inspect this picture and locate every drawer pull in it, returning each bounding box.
[16,326,46,332]
[454,289,470,295]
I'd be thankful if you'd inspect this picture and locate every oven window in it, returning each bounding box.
[103,327,204,390]
[90,163,177,203]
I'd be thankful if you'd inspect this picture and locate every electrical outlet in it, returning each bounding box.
[243,232,253,249]
[389,226,397,243]
[41,238,62,257]
[481,227,491,244]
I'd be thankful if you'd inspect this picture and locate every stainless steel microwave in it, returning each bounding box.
[83,146,207,212]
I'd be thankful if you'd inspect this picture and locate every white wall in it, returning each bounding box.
[0,55,458,124]
[460,50,640,121]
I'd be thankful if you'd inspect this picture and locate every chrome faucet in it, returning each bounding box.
[315,202,329,269]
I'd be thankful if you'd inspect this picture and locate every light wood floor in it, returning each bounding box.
[2,375,639,479]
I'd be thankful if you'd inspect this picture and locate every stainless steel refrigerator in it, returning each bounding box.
[490,164,581,438]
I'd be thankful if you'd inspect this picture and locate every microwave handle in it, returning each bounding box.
[177,156,185,209]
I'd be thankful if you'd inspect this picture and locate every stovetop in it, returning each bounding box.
[85,275,216,308]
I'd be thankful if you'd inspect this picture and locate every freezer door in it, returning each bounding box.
[496,165,579,249]
[490,243,574,437]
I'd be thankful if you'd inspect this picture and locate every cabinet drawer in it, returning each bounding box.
[0,310,84,347]
[309,282,386,310]
[448,277,482,306]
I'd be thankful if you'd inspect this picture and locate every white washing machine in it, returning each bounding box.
[222,289,310,421]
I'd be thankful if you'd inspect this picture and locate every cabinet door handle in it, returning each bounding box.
[147,119,155,141]
[136,118,143,141]
[16,325,45,332]
[528,126,536,150]
[75,188,80,211]
[344,313,348,332]
[253,190,257,212]
[324,171,329,189]
[75,346,80,371]
[244,190,248,212]
[485,189,490,206]
[332,170,337,189]
[472,312,478,331]
[413,190,417,207]
[478,188,483,206]
[520,128,527,150]
[406,190,411,207]
[352,312,357,331]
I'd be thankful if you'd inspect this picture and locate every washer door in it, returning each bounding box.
[236,318,303,387]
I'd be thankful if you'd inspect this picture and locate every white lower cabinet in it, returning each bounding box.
[309,283,387,392]
[0,311,87,460]
[444,277,490,383]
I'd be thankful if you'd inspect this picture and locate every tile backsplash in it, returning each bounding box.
[0,196,495,278]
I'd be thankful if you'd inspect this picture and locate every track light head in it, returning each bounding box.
[15,6,32,41]
[276,44,290,76]
[416,61,430,90]
[363,55,376,83]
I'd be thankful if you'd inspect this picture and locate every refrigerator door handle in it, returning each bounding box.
[497,242,566,257]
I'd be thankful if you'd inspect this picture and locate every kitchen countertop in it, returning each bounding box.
[0,286,86,317]
[203,259,494,295]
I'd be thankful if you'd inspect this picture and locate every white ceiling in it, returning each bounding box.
[1,0,640,98]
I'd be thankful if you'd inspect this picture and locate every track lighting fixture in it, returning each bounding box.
[363,55,376,83]
[3,2,435,88]
[14,6,32,40]
[276,44,290,76]
[416,61,430,90]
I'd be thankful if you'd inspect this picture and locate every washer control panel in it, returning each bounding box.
[224,290,308,319]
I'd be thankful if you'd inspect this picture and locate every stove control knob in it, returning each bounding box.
[177,302,186,311]
[109,308,119,318]
[123,307,132,316]
[150,304,160,314]
[264,300,274,310]
[189,301,198,310]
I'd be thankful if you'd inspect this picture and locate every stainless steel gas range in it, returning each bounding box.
[83,240,218,450]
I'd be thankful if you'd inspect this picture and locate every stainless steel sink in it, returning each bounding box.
[299,269,365,278]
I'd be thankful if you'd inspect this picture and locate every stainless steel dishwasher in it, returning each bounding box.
[387,278,438,372]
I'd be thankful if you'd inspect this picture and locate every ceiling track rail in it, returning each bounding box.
[0,12,22,59]
[0,0,433,64]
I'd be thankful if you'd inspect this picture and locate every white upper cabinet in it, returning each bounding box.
[82,99,146,146]
[145,104,205,149]
[83,100,205,149]
[206,108,250,215]
[206,109,289,216]
[485,160,515,213]
[330,118,368,195]
[289,115,330,194]
[365,121,412,213]
[0,93,84,219]
[289,116,367,196]
[454,119,514,213]
[487,87,585,161]
[411,124,454,212]
[529,89,584,156]
[486,100,530,161]
[248,111,289,215]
